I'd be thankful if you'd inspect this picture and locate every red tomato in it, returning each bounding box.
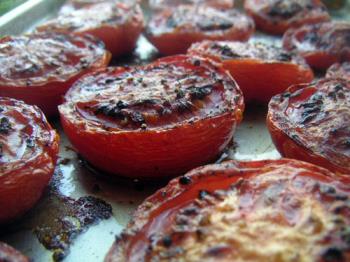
[267,78,350,175]
[0,242,29,262]
[149,0,234,10]
[0,98,59,224]
[67,0,140,8]
[59,55,244,178]
[283,22,350,71]
[145,5,254,55]
[0,33,110,117]
[188,40,314,103]
[244,0,330,35]
[105,159,350,261]
[326,62,350,81]
[37,2,144,57]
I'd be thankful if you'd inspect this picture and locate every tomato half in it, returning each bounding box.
[0,33,110,117]
[145,5,254,55]
[37,2,144,58]
[244,0,330,35]
[106,159,350,261]
[326,62,350,81]
[0,97,59,224]
[149,0,234,10]
[283,21,350,71]
[188,40,314,103]
[59,55,244,178]
[67,0,140,8]
[267,78,350,175]
[0,242,29,262]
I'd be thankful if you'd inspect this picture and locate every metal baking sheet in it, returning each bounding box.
[0,0,349,261]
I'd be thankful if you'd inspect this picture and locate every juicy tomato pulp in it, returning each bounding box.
[326,62,350,81]
[283,22,350,71]
[0,242,29,262]
[145,5,254,55]
[0,98,59,224]
[37,2,144,57]
[188,41,314,103]
[149,0,234,10]
[59,55,244,178]
[0,33,110,117]
[267,78,350,174]
[106,159,350,261]
[244,0,330,35]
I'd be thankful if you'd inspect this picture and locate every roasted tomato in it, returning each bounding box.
[267,78,350,174]
[106,159,350,261]
[283,22,350,71]
[145,5,254,55]
[67,0,140,8]
[188,41,314,103]
[37,2,144,57]
[0,97,59,224]
[0,242,29,262]
[0,33,110,117]
[244,0,330,35]
[59,55,244,178]
[149,0,234,10]
[326,62,350,81]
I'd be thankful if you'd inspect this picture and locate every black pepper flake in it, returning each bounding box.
[198,190,209,200]
[162,235,172,248]
[26,137,35,148]
[179,176,192,185]
[189,85,213,100]
[130,112,145,123]
[0,117,12,134]
[193,60,201,66]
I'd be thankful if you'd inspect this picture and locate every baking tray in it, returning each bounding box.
[0,1,349,261]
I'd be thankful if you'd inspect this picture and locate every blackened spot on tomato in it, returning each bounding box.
[182,207,198,216]
[304,32,319,44]
[198,190,209,199]
[193,60,201,66]
[117,100,128,109]
[189,85,213,100]
[26,137,35,148]
[322,247,344,262]
[130,112,145,123]
[162,235,172,247]
[134,99,159,106]
[105,78,115,84]
[179,175,192,185]
[175,100,193,112]
[268,1,303,18]
[320,184,336,195]
[0,117,11,134]
[175,89,186,99]
[300,106,321,124]
[198,19,233,31]
[277,52,292,62]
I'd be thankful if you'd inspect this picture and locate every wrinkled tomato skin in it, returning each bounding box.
[0,242,29,262]
[59,55,244,178]
[0,98,59,224]
[244,0,330,35]
[146,6,254,56]
[283,22,350,71]
[0,33,111,117]
[326,62,350,81]
[188,41,314,103]
[106,159,350,262]
[267,79,350,175]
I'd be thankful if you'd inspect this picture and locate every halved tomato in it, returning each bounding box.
[0,97,59,224]
[267,78,350,174]
[244,0,330,35]
[145,5,254,55]
[37,2,144,57]
[188,40,314,103]
[106,159,350,261]
[0,33,110,117]
[326,62,350,81]
[0,242,29,262]
[283,21,350,71]
[149,0,234,10]
[67,0,140,8]
[59,55,244,178]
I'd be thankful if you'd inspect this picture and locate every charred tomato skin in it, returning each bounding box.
[244,0,330,35]
[59,55,244,178]
[106,159,350,262]
[326,62,350,81]
[267,78,350,174]
[149,0,234,10]
[0,33,110,117]
[145,5,254,56]
[188,40,314,103]
[37,2,144,57]
[0,242,29,262]
[0,97,59,224]
[283,22,350,71]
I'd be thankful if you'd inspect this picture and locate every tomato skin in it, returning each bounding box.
[0,242,29,262]
[149,0,234,10]
[283,22,350,71]
[106,159,350,261]
[37,2,144,57]
[188,40,314,103]
[0,33,110,117]
[267,78,350,175]
[326,62,350,81]
[145,6,254,56]
[0,98,59,224]
[244,0,330,35]
[59,55,244,178]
